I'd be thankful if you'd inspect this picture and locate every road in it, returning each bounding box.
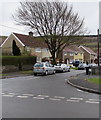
[1,70,100,118]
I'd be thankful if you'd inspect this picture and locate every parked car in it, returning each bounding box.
[88,63,98,68]
[73,60,81,67]
[33,62,55,76]
[78,63,87,70]
[54,63,70,72]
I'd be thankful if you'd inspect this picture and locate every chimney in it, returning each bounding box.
[29,31,33,37]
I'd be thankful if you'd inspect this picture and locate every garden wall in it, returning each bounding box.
[91,66,101,75]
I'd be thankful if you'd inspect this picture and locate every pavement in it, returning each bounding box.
[1,70,101,94]
[67,72,101,94]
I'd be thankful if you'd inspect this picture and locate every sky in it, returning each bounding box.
[0,0,100,36]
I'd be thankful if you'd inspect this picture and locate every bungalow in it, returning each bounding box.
[1,32,51,62]
[79,45,97,63]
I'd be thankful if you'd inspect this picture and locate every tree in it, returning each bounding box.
[12,40,21,56]
[13,0,87,64]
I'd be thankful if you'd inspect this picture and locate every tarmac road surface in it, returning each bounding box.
[1,70,100,118]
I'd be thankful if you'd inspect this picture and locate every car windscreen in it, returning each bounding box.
[34,63,43,67]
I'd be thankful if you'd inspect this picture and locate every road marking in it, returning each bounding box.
[70,97,83,100]
[77,89,84,92]
[2,94,14,97]
[37,95,49,97]
[66,99,80,102]
[49,98,61,101]
[8,93,18,95]
[17,96,28,98]
[85,101,99,104]
[33,97,45,99]
[1,93,5,95]
[88,99,100,102]
[54,96,65,99]
[22,94,34,96]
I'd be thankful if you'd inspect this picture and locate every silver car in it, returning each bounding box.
[33,62,56,76]
[78,63,86,70]
[55,63,70,72]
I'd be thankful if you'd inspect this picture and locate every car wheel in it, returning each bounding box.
[63,69,65,72]
[45,71,48,75]
[34,73,37,76]
[68,69,70,72]
[53,70,56,74]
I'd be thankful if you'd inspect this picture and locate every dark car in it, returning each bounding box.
[73,61,81,67]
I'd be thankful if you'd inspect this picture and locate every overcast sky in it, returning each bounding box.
[0,0,100,36]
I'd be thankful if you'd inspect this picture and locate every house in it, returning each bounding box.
[63,45,84,64]
[1,32,51,62]
[79,45,97,63]
[1,32,98,63]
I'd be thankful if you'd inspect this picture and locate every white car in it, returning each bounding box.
[55,63,70,72]
[88,63,98,68]
[33,62,56,76]
[78,63,87,70]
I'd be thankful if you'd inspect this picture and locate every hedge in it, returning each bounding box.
[1,56,36,66]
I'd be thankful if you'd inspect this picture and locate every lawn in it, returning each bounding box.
[0,73,8,77]
[86,78,101,85]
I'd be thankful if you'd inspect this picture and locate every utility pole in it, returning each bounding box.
[97,29,100,66]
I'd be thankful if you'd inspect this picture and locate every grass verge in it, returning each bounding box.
[20,70,33,75]
[86,78,101,85]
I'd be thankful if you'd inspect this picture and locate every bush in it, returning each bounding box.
[2,56,36,66]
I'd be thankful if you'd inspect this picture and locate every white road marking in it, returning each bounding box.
[1,93,5,95]
[33,97,45,100]
[85,101,99,104]
[2,94,14,97]
[37,95,49,97]
[77,89,84,92]
[89,99,100,102]
[8,93,18,95]
[70,97,83,100]
[49,98,61,101]
[17,96,28,98]
[22,94,34,96]
[66,99,80,102]
[54,96,65,99]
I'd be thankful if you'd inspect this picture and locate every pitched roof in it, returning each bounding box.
[13,33,48,48]
[63,45,84,53]
[0,36,7,46]
[79,46,97,55]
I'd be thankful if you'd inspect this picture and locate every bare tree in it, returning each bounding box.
[13,0,87,64]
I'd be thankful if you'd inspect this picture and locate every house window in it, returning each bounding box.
[70,53,74,56]
[26,47,30,51]
[43,48,48,52]
[37,57,41,62]
[75,52,78,55]
[35,48,41,52]
[70,59,73,63]
[64,53,67,56]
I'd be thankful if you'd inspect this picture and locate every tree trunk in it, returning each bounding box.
[56,49,63,63]
[51,52,56,65]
